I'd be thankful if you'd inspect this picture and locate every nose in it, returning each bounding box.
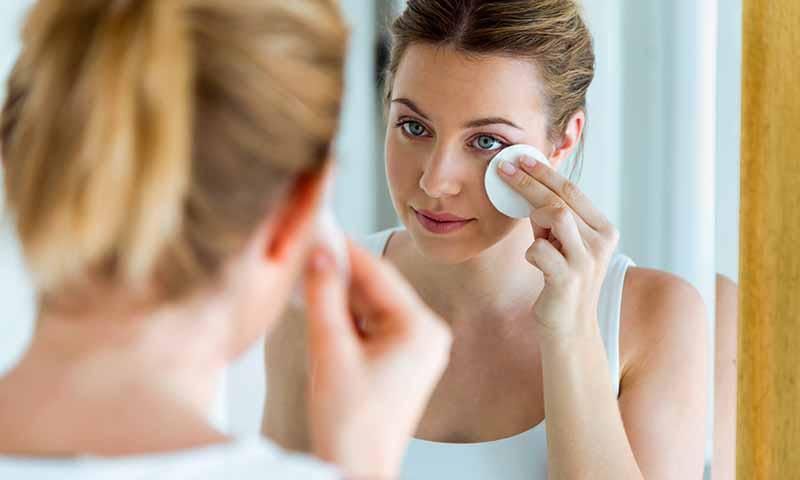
[418,145,463,198]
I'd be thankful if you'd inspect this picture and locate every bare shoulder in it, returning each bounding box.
[714,273,738,361]
[716,273,738,312]
[618,267,707,376]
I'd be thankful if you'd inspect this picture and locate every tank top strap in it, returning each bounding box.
[358,227,400,257]
[357,227,633,397]
[596,252,636,397]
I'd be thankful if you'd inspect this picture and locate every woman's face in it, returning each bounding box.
[385,44,554,263]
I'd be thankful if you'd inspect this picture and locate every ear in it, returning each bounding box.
[548,110,585,171]
[216,160,333,363]
[265,160,333,266]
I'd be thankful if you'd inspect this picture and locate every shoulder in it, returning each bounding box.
[716,273,738,313]
[618,267,707,377]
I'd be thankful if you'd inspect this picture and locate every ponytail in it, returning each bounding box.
[1,0,347,303]
[2,0,193,291]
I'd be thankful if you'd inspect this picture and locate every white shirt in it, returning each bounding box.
[0,436,341,480]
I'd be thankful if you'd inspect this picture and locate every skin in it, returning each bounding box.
[0,170,332,457]
[265,44,708,479]
[713,274,738,480]
[0,160,451,479]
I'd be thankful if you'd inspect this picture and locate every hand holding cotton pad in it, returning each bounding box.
[484,144,551,218]
[290,183,349,310]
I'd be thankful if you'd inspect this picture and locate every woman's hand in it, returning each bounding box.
[499,156,620,341]
[303,240,452,479]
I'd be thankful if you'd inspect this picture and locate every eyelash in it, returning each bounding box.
[394,118,509,154]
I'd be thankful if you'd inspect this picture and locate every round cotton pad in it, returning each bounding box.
[484,144,550,218]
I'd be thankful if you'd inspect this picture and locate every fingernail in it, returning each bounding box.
[520,156,537,169]
[310,249,333,272]
[499,160,517,176]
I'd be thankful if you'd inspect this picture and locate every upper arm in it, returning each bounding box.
[261,305,312,452]
[617,268,708,479]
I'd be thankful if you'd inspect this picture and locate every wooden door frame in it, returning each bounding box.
[737,0,800,477]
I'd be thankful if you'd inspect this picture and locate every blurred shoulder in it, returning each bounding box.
[716,273,738,312]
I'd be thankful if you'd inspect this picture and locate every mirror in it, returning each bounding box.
[326,0,742,479]
[324,1,743,479]
[0,1,744,479]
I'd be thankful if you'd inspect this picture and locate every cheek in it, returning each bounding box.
[473,180,522,235]
[385,135,419,194]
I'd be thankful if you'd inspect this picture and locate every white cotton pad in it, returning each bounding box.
[484,144,551,219]
[317,205,349,280]
[290,181,349,310]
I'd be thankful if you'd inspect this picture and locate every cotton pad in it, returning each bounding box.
[317,205,349,280]
[290,180,349,309]
[484,144,550,219]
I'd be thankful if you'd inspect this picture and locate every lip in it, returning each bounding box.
[415,209,471,222]
[412,208,474,235]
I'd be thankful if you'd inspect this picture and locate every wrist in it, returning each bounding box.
[536,319,603,355]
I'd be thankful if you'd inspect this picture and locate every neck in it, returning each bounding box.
[402,222,544,328]
[0,296,232,456]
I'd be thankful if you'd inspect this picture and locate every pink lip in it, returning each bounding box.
[416,209,471,222]
[412,208,474,235]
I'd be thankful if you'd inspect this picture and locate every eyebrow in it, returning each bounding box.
[390,97,522,130]
[463,117,522,130]
[391,98,431,120]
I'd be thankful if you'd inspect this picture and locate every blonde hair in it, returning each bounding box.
[384,0,594,178]
[1,0,347,304]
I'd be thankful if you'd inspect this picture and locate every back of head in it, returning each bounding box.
[384,0,594,178]
[0,0,347,306]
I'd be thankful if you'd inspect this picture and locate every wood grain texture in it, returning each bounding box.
[737,0,800,478]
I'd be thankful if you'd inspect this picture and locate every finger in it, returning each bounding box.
[530,207,587,262]
[304,246,358,362]
[546,230,563,253]
[533,223,549,241]
[346,240,428,336]
[517,156,611,232]
[525,238,569,282]
[498,158,595,238]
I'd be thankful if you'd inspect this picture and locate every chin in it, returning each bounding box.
[406,215,522,264]
[402,221,480,264]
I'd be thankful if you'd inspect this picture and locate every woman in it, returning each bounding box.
[264,1,708,478]
[0,1,451,478]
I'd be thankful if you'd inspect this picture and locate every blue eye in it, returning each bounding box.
[472,135,504,151]
[401,121,428,137]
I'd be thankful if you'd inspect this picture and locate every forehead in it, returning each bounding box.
[391,43,547,124]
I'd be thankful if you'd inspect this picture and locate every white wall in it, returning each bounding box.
[577,0,623,229]
[716,0,742,283]
[0,1,33,378]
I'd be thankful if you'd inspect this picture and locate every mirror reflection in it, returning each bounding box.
[0,1,741,480]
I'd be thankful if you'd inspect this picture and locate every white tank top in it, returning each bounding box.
[359,227,635,480]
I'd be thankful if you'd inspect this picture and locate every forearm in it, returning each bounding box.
[539,326,643,480]
[262,309,313,452]
[262,385,311,452]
